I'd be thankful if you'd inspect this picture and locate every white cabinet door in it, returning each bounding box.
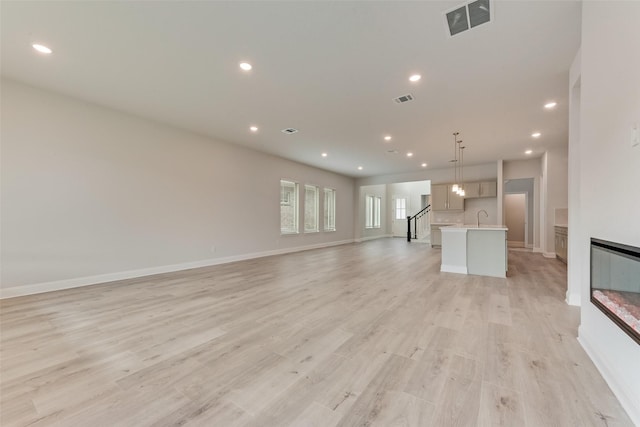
[448,189,464,210]
[431,227,442,246]
[431,184,448,211]
[480,181,497,197]
[463,183,480,198]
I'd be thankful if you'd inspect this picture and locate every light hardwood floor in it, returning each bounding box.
[0,239,633,426]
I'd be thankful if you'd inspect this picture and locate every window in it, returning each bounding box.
[304,185,319,233]
[365,195,381,229]
[395,198,407,220]
[324,188,336,231]
[280,180,298,234]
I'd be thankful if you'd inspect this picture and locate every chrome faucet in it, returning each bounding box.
[477,209,488,227]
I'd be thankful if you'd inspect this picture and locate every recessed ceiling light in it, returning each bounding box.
[531,132,541,138]
[407,152,414,157]
[384,135,392,141]
[357,166,363,170]
[321,152,328,157]
[544,101,557,109]
[249,126,258,132]
[32,44,52,54]
[239,62,252,71]
[409,74,421,82]
[421,163,427,168]
[525,150,533,155]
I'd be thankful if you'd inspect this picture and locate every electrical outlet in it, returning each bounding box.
[633,123,639,147]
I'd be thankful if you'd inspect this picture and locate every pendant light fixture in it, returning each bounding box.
[451,132,459,193]
[458,145,465,197]
[450,132,467,197]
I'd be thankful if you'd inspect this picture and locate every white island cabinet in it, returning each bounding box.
[440,225,508,278]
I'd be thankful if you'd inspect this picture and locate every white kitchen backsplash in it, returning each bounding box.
[432,211,464,223]
[431,198,498,225]
[464,198,498,225]
[555,208,568,226]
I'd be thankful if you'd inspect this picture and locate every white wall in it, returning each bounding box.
[1,79,356,296]
[356,162,497,187]
[577,2,640,424]
[567,49,582,306]
[543,145,568,255]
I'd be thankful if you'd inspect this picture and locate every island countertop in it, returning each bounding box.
[440,225,508,277]
[441,224,508,231]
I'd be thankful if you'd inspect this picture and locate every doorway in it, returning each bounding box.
[505,193,528,248]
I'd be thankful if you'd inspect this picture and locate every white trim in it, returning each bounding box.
[440,264,468,274]
[542,252,556,258]
[0,239,355,299]
[565,290,580,306]
[578,326,640,425]
[354,234,392,243]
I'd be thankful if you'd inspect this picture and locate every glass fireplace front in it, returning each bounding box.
[591,238,640,345]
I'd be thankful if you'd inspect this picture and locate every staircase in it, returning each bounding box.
[407,204,431,243]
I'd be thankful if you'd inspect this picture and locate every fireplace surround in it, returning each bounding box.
[590,238,640,345]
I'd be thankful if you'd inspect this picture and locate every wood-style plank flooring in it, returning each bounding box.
[0,239,633,426]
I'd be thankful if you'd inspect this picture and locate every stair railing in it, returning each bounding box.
[407,204,431,242]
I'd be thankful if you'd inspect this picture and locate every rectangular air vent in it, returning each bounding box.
[281,128,299,134]
[393,94,414,104]
[445,0,491,37]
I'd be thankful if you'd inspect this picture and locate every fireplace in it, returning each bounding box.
[591,238,640,345]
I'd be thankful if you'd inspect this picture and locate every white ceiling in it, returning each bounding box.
[1,1,581,177]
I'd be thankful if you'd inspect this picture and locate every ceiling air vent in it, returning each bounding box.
[445,0,491,37]
[393,94,414,104]
[281,128,299,134]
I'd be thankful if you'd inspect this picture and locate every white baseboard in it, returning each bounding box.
[354,234,392,243]
[0,239,355,299]
[525,243,533,249]
[440,264,468,274]
[578,326,640,425]
[565,290,581,306]
[507,240,525,248]
[531,247,557,258]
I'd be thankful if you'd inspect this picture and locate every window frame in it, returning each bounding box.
[395,198,407,220]
[304,184,320,233]
[365,194,382,229]
[280,180,299,234]
[324,187,336,232]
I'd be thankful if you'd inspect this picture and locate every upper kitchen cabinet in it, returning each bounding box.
[479,181,497,197]
[432,184,464,211]
[462,181,497,199]
[463,183,480,198]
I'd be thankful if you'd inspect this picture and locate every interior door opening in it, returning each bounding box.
[504,193,527,248]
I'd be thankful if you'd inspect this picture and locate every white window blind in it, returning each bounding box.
[365,195,381,229]
[324,188,336,231]
[280,180,298,234]
[395,198,407,220]
[304,185,319,233]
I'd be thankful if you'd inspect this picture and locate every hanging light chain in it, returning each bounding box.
[451,132,459,193]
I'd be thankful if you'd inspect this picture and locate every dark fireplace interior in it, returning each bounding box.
[591,238,640,345]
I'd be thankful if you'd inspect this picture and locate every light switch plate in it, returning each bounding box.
[633,123,639,147]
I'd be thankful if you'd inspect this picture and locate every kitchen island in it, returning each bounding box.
[440,224,508,278]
